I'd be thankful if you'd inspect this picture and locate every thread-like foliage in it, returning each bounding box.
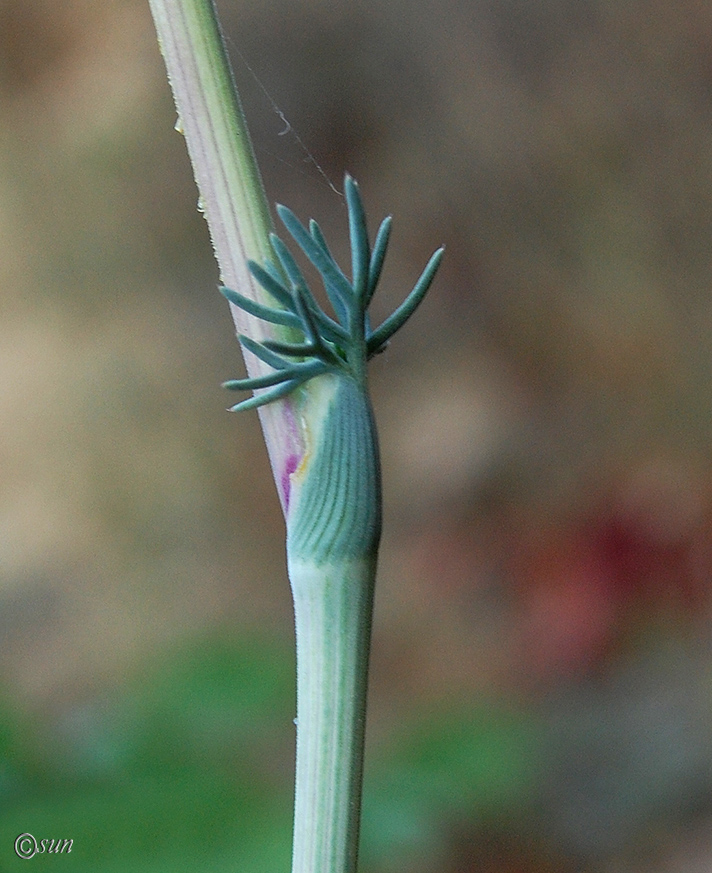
[221,175,443,411]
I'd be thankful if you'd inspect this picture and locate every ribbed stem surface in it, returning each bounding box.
[288,557,376,873]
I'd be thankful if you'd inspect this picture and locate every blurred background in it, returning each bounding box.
[2,0,712,870]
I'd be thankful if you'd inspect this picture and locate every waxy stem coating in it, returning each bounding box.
[285,374,381,873]
[287,376,381,566]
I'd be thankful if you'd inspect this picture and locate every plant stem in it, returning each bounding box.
[286,375,381,873]
[148,6,379,873]
[289,558,375,873]
[148,0,303,511]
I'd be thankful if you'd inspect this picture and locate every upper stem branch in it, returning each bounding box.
[148,0,303,512]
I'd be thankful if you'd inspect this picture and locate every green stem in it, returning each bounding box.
[148,6,380,873]
[286,376,381,873]
[289,558,375,873]
[148,0,303,511]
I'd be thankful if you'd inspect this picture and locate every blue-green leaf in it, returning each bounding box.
[221,285,300,329]
[228,377,307,412]
[277,205,353,325]
[367,247,444,355]
[345,175,370,303]
[366,216,392,304]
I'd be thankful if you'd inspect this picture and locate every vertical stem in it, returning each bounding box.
[286,378,381,873]
[148,9,384,873]
[148,0,303,511]
[289,558,375,873]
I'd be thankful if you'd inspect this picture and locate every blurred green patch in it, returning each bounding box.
[362,704,543,871]
[0,633,295,872]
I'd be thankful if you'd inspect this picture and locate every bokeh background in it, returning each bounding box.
[2,0,712,870]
